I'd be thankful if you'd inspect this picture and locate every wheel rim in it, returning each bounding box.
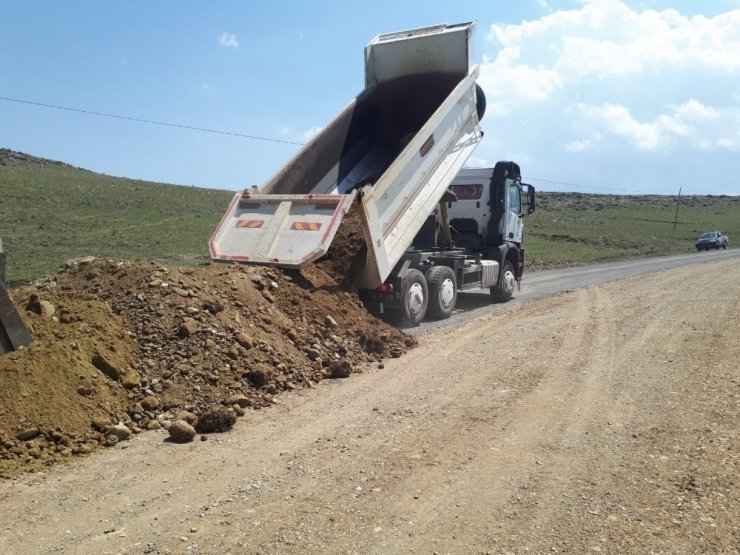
[440,278,455,308]
[502,270,515,296]
[407,283,425,314]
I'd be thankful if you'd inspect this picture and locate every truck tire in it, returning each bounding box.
[475,84,486,121]
[491,260,515,302]
[425,265,457,320]
[400,269,428,326]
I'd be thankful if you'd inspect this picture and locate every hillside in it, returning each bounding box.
[0,149,233,282]
[1,148,738,281]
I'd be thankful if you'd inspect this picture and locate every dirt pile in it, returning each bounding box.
[0,256,414,477]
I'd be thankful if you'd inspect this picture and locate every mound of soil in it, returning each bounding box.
[0,254,414,477]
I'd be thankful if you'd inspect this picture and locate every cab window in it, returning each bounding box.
[450,184,483,200]
[509,184,522,215]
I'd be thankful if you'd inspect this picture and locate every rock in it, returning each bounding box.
[173,287,190,298]
[287,329,300,342]
[390,346,403,358]
[224,394,250,408]
[307,348,322,361]
[262,291,275,303]
[168,420,196,443]
[59,310,73,324]
[269,281,278,291]
[92,416,112,431]
[204,338,217,350]
[77,385,94,396]
[16,427,41,441]
[107,424,132,441]
[249,364,272,388]
[25,294,56,318]
[235,332,253,349]
[325,315,338,328]
[146,420,161,430]
[121,370,141,389]
[329,360,352,379]
[91,353,121,380]
[202,300,224,314]
[141,396,160,411]
[195,409,237,434]
[179,319,199,338]
[175,411,198,425]
[148,279,163,287]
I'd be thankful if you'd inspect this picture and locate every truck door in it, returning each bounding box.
[504,181,524,244]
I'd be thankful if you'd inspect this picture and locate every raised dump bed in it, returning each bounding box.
[210,22,484,288]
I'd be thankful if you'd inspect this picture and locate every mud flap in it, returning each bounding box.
[0,281,33,355]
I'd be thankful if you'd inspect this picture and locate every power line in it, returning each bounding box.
[0,95,305,146]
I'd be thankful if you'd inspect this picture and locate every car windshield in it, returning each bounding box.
[699,232,716,239]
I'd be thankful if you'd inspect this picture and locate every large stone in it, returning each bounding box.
[168,420,196,443]
[329,360,353,379]
[121,370,141,389]
[235,332,253,349]
[107,424,132,441]
[179,319,199,338]
[92,416,112,431]
[141,395,160,411]
[224,394,250,408]
[16,427,40,441]
[249,364,272,388]
[195,409,236,434]
[91,353,121,380]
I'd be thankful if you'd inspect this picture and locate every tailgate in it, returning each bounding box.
[209,192,356,268]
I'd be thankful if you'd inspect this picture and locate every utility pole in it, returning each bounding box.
[673,187,681,230]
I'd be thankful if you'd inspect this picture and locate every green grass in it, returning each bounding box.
[526,193,740,268]
[1,150,738,281]
[1,156,233,282]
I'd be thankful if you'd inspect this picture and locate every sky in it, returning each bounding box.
[1,0,739,195]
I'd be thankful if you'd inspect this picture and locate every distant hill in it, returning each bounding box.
[0,148,737,282]
[0,149,233,282]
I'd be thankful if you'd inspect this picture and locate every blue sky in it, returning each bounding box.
[1,0,739,195]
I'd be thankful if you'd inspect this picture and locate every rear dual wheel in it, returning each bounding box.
[399,266,458,326]
[425,266,457,320]
[399,269,428,326]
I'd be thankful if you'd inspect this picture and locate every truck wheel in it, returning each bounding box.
[425,266,457,320]
[491,260,515,302]
[475,84,486,121]
[400,269,428,326]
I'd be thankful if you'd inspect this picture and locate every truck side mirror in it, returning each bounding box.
[523,183,535,215]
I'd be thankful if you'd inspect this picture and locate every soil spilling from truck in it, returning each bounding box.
[313,202,368,289]
[0,257,414,478]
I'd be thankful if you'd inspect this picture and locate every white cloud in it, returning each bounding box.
[470,2,740,193]
[302,127,323,142]
[569,100,740,151]
[564,139,592,152]
[218,33,238,49]
[464,156,490,167]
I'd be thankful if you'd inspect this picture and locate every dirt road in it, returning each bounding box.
[1,259,738,554]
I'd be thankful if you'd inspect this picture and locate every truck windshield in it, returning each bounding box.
[699,232,716,239]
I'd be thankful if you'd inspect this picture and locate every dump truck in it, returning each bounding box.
[210,22,535,325]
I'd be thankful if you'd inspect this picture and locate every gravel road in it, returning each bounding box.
[417,248,740,334]
[0,256,738,554]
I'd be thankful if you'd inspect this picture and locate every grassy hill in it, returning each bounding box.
[0,149,233,282]
[526,192,739,268]
[1,148,738,282]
